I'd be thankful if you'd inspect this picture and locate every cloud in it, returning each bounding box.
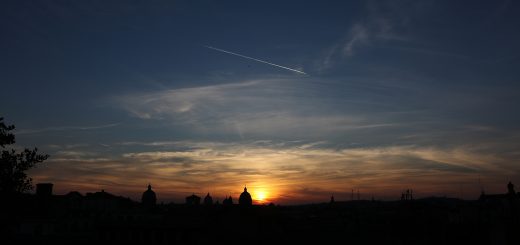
[30,140,518,204]
[315,0,426,71]
[318,24,370,70]
[342,24,370,57]
[111,78,409,140]
[110,76,520,150]
[113,80,262,119]
[17,123,120,135]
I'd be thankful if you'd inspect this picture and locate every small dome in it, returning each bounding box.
[239,186,252,206]
[204,193,213,205]
[186,194,201,205]
[223,196,233,205]
[142,184,157,207]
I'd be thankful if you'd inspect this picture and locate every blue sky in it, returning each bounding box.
[1,0,520,204]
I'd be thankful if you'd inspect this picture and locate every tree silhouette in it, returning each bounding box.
[0,117,49,194]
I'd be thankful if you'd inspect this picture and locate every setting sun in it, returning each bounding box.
[254,190,268,203]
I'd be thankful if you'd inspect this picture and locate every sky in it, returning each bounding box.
[1,0,520,204]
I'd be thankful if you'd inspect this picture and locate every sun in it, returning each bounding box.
[255,190,268,203]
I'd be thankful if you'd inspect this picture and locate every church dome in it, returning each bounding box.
[239,187,252,206]
[142,184,157,207]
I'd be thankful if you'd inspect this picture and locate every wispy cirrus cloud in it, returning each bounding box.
[113,79,398,138]
[110,76,520,148]
[316,11,409,70]
[315,0,438,72]
[111,78,408,139]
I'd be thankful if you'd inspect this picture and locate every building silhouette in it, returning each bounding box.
[401,189,414,201]
[480,181,520,201]
[6,181,520,244]
[204,193,213,205]
[36,183,53,197]
[223,196,233,205]
[239,186,252,206]
[508,181,515,195]
[141,184,157,208]
[84,189,133,211]
[186,194,201,205]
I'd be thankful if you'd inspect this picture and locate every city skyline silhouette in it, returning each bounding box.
[2,1,520,243]
[2,1,520,205]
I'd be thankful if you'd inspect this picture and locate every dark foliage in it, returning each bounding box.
[0,117,15,147]
[0,117,48,194]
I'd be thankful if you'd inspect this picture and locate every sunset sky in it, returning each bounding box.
[2,0,520,204]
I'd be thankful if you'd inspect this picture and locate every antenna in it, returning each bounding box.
[459,183,463,199]
[478,174,485,194]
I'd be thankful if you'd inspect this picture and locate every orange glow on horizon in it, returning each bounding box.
[252,185,273,204]
[31,141,510,204]
[254,190,267,203]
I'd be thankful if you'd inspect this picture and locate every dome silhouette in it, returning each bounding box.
[142,184,157,208]
[239,186,252,206]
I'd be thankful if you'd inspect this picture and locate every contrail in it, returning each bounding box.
[203,45,307,75]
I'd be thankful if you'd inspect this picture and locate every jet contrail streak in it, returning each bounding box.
[203,45,307,75]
